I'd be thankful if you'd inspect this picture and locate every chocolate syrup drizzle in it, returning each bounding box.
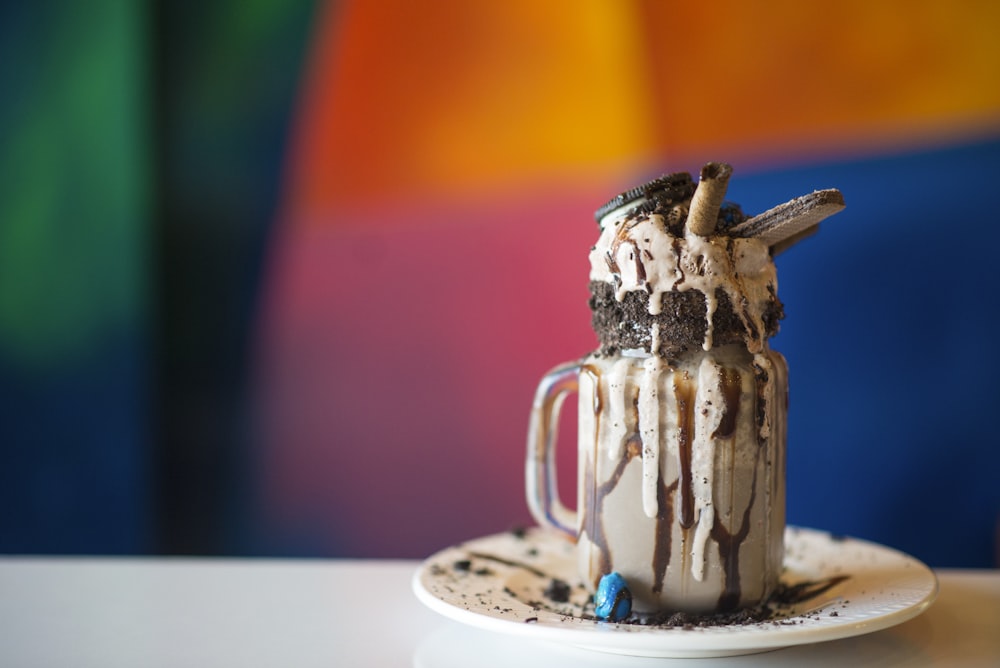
[711,452,760,611]
[578,353,779,613]
[652,474,678,595]
[675,379,696,530]
[715,367,742,439]
[582,435,640,585]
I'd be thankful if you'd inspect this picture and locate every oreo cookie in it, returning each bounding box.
[593,172,696,223]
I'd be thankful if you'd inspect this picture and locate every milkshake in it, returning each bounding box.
[526,163,844,614]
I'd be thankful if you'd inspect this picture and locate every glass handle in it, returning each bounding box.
[525,362,580,539]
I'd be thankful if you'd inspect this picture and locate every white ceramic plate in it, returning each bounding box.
[412,526,937,658]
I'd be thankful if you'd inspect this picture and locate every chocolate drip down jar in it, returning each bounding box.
[527,165,844,614]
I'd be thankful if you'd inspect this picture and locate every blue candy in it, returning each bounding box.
[594,572,632,621]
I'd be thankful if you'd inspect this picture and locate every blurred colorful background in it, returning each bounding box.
[2,1,999,568]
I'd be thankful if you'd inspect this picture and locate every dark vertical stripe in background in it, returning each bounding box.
[151,0,316,554]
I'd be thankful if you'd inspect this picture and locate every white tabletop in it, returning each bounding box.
[0,557,997,667]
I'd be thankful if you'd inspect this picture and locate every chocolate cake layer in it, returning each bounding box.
[588,280,784,358]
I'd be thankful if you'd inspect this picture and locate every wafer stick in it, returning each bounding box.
[731,189,845,251]
[769,225,819,256]
[686,162,733,236]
